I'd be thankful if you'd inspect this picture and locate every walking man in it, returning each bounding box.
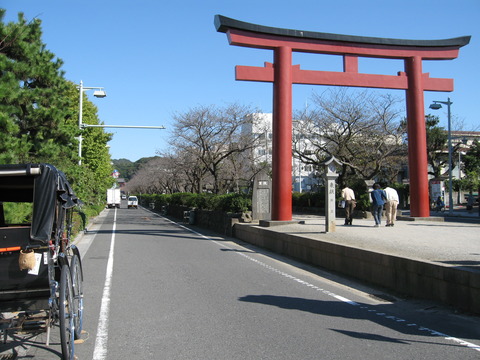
[341,185,356,225]
[384,185,399,227]
[371,183,387,227]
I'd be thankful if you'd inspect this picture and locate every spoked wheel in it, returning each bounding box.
[59,264,75,360]
[70,254,84,339]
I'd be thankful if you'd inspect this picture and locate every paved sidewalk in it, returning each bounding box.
[284,213,480,273]
[413,203,480,221]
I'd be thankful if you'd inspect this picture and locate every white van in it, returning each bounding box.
[127,196,138,209]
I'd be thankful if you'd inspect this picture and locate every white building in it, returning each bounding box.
[243,113,321,192]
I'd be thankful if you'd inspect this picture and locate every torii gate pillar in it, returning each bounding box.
[272,46,293,220]
[215,15,470,220]
[405,56,430,217]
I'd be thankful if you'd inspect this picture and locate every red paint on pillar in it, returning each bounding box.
[405,56,430,217]
[272,46,293,221]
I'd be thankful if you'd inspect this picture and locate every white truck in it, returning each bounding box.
[127,196,138,209]
[107,188,121,208]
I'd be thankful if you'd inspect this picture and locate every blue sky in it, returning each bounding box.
[3,0,479,162]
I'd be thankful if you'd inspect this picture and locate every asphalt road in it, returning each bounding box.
[3,204,480,359]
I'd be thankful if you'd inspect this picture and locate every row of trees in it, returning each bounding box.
[126,87,480,200]
[0,10,114,214]
[126,90,403,195]
[292,89,407,189]
[126,103,260,194]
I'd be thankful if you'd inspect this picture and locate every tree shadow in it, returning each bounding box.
[238,294,479,345]
[329,329,462,348]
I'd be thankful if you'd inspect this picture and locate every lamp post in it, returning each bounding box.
[457,150,466,204]
[78,80,107,165]
[429,97,453,215]
[77,80,166,166]
[293,124,303,193]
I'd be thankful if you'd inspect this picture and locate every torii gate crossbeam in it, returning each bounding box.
[215,15,470,220]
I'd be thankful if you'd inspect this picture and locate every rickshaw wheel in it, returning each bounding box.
[70,254,84,339]
[59,264,75,360]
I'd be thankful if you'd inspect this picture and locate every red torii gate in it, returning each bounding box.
[215,15,470,220]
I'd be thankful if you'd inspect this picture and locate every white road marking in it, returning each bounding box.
[92,207,117,360]
[146,208,480,353]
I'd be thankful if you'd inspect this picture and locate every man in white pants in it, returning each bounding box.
[384,186,399,227]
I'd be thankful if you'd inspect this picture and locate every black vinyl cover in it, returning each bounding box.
[0,163,80,243]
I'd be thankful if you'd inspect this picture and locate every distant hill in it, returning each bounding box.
[112,156,161,181]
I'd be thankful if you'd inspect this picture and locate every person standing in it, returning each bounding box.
[371,183,387,227]
[341,186,356,225]
[384,185,399,227]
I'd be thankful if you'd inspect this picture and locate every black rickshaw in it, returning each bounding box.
[0,164,84,359]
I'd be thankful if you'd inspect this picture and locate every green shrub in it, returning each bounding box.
[168,193,183,206]
[355,193,371,211]
[136,192,251,213]
[292,192,302,206]
[72,203,105,233]
[3,202,32,224]
[292,191,324,208]
[154,194,170,209]
[218,193,251,213]
[137,194,171,210]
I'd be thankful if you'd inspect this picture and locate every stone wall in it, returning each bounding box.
[166,205,244,237]
[233,223,480,315]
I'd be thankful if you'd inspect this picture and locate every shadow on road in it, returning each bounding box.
[238,294,480,346]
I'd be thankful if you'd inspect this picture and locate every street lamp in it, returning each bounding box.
[429,97,453,215]
[292,124,303,193]
[78,80,107,165]
[457,149,466,204]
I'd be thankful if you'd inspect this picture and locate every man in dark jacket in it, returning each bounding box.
[371,183,387,227]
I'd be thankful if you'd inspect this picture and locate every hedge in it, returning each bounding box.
[137,192,252,213]
[137,188,380,214]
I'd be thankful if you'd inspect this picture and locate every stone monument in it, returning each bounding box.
[323,156,342,233]
[252,169,271,221]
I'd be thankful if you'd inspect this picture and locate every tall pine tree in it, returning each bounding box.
[0,10,77,165]
[0,10,113,212]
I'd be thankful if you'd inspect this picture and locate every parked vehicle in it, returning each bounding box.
[0,163,84,360]
[107,188,121,208]
[128,196,138,209]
